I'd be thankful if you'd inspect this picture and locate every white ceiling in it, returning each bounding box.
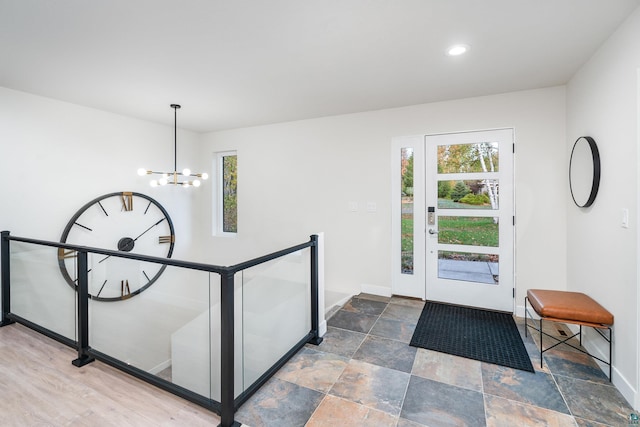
[1,0,639,132]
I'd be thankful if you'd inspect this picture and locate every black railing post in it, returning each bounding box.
[308,234,322,345]
[1,231,15,327]
[72,250,94,367]
[219,270,240,427]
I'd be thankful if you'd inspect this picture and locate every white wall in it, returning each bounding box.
[199,86,568,306]
[0,87,204,250]
[566,6,640,408]
[0,87,207,370]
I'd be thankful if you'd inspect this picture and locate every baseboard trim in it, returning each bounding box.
[610,364,638,410]
[360,284,392,297]
[578,328,637,410]
[515,303,534,319]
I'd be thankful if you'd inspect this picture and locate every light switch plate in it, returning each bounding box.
[366,202,377,213]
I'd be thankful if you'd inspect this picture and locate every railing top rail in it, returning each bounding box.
[229,239,315,273]
[1,231,316,276]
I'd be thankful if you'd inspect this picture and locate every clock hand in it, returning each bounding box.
[133,218,166,241]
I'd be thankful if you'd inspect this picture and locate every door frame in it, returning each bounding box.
[391,128,516,312]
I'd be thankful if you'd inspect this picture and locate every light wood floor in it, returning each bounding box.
[0,323,221,426]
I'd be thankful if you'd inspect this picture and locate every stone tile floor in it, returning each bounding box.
[235,293,636,427]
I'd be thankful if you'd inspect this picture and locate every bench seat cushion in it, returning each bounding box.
[527,289,614,326]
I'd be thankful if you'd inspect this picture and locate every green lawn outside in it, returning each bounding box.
[401,216,414,273]
[400,201,498,270]
[400,215,498,249]
[438,216,498,247]
[401,216,413,251]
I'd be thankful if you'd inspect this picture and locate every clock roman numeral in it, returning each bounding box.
[58,248,77,260]
[159,235,175,244]
[121,280,131,297]
[121,192,134,212]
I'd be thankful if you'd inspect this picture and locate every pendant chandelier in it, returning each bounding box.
[137,104,208,187]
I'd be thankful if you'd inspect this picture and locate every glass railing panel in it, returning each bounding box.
[241,248,311,393]
[9,241,76,340]
[88,260,213,400]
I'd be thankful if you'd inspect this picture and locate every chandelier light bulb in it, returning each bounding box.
[159,177,168,186]
[193,179,201,187]
[182,168,191,176]
[150,180,158,187]
[201,173,209,180]
[137,168,148,176]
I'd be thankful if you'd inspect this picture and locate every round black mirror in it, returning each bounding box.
[569,136,600,208]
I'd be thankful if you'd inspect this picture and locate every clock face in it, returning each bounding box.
[58,192,175,301]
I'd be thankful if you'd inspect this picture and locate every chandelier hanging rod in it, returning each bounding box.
[173,103,178,173]
[137,104,208,188]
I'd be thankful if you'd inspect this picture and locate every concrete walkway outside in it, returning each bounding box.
[438,259,499,284]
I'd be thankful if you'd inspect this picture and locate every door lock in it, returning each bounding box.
[428,206,435,225]
[428,228,438,235]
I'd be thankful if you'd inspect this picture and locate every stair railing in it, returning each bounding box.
[1,230,322,427]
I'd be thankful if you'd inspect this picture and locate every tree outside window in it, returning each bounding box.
[222,154,237,233]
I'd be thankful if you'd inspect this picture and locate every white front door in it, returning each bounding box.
[425,129,514,312]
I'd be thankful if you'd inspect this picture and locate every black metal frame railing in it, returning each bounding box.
[0,230,322,427]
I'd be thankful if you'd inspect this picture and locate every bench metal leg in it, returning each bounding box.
[539,318,543,369]
[524,295,612,381]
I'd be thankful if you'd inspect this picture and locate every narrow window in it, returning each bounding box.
[214,151,237,235]
[401,147,414,274]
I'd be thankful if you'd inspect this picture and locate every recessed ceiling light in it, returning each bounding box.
[447,44,469,56]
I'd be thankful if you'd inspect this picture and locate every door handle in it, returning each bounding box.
[428,228,438,235]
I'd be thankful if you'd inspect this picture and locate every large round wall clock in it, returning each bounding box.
[58,191,175,301]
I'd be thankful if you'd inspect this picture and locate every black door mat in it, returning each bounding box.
[410,301,534,372]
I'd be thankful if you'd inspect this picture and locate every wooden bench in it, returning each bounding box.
[525,289,614,380]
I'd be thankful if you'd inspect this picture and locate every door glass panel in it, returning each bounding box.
[401,147,414,274]
[438,251,499,285]
[437,142,499,173]
[438,216,499,247]
[437,179,499,209]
